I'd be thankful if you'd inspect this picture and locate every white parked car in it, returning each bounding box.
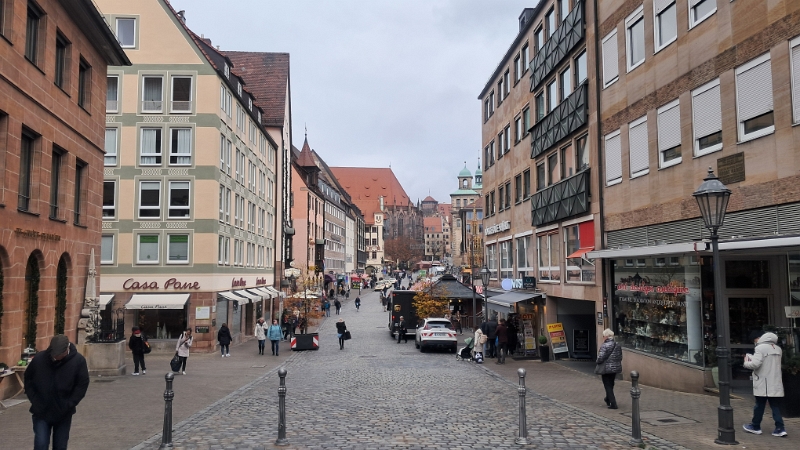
[415,318,457,353]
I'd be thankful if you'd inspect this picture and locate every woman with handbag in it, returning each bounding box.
[336,318,348,350]
[267,319,283,356]
[175,328,193,375]
[595,328,623,409]
[128,326,147,375]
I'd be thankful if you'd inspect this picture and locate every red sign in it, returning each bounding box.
[616,283,689,295]
[123,278,200,290]
[232,278,247,288]
[256,277,266,286]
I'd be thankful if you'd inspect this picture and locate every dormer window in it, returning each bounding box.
[223,63,229,78]
[258,111,261,123]
[248,97,252,111]
[237,82,242,96]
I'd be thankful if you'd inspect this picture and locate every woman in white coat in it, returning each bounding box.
[175,328,193,375]
[742,332,787,437]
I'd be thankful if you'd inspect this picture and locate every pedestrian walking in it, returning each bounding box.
[282,314,292,341]
[175,329,193,374]
[507,319,518,357]
[355,296,361,311]
[217,323,232,357]
[345,289,350,299]
[453,312,463,335]
[595,329,623,409]
[495,319,508,364]
[334,298,342,315]
[128,326,148,375]
[743,331,788,437]
[336,318,348,350]
[298,315,307,334]
[24,335,89,450]
[267,319,283,356]
[481,316,498,358]
[255,318,268,355]
[292,314,299,335]
[323,299,331,317]
[473,326,487,362]
[396,316,408,343]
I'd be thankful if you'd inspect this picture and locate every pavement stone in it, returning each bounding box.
[132,287,684,450]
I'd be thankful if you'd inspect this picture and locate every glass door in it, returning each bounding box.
[727,297,771,382]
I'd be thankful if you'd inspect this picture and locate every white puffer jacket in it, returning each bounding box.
[743,332,784,397]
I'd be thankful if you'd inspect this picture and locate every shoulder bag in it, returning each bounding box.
[594,342,616,374]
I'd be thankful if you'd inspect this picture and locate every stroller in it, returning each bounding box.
[456,337,474,361]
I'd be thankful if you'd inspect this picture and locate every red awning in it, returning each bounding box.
[567,247,595,259]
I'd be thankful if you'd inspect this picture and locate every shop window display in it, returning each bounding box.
[612,256,703,365]
[137,308,186,339]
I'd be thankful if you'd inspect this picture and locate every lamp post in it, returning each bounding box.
[692,167,736,445]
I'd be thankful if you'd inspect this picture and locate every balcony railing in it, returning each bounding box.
[170,101,192,113]
[530,82,587,159]
[530,0,585,91]
[141,100,163,113]
[531,168,590,227]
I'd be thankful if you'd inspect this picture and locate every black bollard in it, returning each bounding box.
[158,372,174,449]
[275,368,289,446]
[630,370,643,445]
[515,368,529,445]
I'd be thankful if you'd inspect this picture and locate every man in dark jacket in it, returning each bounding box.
[397,316,408,343]
[495,319,509,364]
[481,316,498,358]
[128,326,147,375]
[25,334,90,450]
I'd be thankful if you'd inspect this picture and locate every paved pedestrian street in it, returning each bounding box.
[133,290,684,450]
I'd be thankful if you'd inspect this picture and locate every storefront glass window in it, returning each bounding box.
[537,233,561,281]
[500,241,513,279]
[137,308,186,339]
[611,255,704,365]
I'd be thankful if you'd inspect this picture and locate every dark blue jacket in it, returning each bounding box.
[25,343,89,423]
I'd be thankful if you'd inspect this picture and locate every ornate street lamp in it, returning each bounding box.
[693,167,735,445]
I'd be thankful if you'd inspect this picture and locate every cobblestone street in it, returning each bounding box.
[133,290,683,450]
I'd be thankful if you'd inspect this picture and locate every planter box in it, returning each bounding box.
[291,333,319,351]
[780,372,800,418]
[539,346,550,362]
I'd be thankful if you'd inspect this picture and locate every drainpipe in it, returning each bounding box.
[592,0,609,331]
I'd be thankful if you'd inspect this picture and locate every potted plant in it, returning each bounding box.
[538,335,550,362]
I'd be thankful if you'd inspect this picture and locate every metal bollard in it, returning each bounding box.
[158,373,175,449]
[630,370,643,445]
[515,368,529,445]
[275,368,289,446]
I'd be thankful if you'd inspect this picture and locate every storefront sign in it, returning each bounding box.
[123,278,200,290]
[196,307,211,320]
[522,277,536,289]
[256,277,266,286]
[573,329,590,353]
[231,278,247,288]
[484,221,510,236]
[14,228,61,241]
[523,319,535,353]
[596,312,603,325]
[547,323,569,354]
[616,283,689,295]
[786,306,800,318]
[618,296,686,308]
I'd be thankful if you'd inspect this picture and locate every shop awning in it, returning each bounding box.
[246,288,267,299]
[251,287,272,298]
[264,287,281,297]
[586,242,700,259]
[125,293,190,310]
[487,291,543,308]
[98,294,115,307]
[234,290,259,303]
[218,291,247,302]
[567,247,595,259]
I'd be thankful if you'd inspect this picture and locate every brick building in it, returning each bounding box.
[0,0,129,398]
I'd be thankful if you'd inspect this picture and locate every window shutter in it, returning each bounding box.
[791,42,800,123]
[657,102,681,150]
[605,132,622,183]
[628,118,649,175]
[602,33,618,85]
[692,82,721,140]
[736,56,773,122]
[689,0,704,6]
[654,0,674,14]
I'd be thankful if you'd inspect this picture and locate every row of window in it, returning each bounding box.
[485,0,575,122]
[217,236,273,268]
[485,221,595,283]
[605,40,799,186]
[219,84,264,148]
[603,0,717,88]
[218,134,274,201]
[104,126,194,167]
[217,185,274,237]
[485,134,588,217]
[106,74,193,114]
[12,122,87,225]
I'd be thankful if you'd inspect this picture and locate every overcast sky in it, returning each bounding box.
[171,0,534,204]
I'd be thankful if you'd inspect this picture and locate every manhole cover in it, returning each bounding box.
[623,410,698,426]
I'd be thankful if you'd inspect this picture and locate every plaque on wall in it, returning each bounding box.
[195,326,210,333]
[717,152,745,185]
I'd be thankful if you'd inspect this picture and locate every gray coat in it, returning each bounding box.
[596,338,623,374]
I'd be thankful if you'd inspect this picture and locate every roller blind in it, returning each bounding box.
[603,32,619,86]
[793,42,800,124]
[628,119,649,175]
[658,101,681,150]
[654,0,675,14]
[736,55,773,122]
[692,82,721,140]
[605,132,622,184]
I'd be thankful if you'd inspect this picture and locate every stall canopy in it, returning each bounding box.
[218,291,248,302]
[125,293,190,310]
[234,290,259,303]
[98,294,115,308]
[487,292,543,314]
